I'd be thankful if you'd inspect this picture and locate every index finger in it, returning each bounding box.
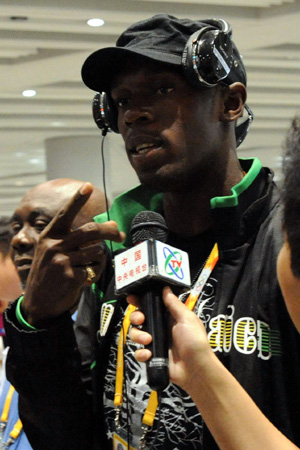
[43,182,93,238]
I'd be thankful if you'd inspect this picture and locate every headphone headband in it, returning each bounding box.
[182,19,233,88]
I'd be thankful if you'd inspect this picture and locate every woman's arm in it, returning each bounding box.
[129,287,299,450]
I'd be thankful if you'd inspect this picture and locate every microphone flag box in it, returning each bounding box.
[115,239,191,295]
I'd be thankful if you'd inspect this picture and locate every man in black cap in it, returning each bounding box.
[3,14,300,450]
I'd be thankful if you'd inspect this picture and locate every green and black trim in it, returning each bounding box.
[211,158,262,208]
[94,157,262,252]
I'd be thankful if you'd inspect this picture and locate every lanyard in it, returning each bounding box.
[185,243,219,310]
[0,385,23,449]
[115,304,136,409]
[114,243,219,447]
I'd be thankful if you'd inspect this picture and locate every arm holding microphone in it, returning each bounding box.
[129,287,299,450]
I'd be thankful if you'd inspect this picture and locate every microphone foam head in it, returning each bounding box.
[130,211,168,244]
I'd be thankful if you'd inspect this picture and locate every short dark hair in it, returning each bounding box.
[282,115,300,277]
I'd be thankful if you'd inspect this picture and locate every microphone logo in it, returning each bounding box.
[114,240,190,295]
[163,247,184,280]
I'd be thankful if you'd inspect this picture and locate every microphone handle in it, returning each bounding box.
[141,286,169,391]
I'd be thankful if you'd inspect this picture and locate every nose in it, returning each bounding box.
[123,103,154,128]
[11,226,35,253]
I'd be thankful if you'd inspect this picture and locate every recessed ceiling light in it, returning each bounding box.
[87,18,105,27]
[22,89,37,97]
[29,158,41,165]
[51,121,65,127]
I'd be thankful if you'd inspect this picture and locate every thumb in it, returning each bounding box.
[163,286,188,322]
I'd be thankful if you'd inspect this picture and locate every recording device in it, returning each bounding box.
[92,18,253,147]
[114,211,191,391]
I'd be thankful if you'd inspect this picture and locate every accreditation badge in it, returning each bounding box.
[113,431,136,450]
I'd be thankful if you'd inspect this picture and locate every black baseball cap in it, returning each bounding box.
[81,14,247,93]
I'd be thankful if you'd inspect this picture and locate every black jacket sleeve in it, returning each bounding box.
[4,300,94,450]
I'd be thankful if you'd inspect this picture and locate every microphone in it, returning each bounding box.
[114,211,191,391]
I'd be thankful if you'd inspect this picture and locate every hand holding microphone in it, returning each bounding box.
[129,286,214,394]
[114,211,190,391]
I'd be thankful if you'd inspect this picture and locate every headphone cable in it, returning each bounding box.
[101,130,114,258]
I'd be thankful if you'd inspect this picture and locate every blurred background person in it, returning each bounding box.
[277,115,300,333]
[0,216,22,351]
[0,178,107,450]
[0,217,22,302]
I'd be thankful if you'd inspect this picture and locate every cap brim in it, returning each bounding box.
[81,47,182,93]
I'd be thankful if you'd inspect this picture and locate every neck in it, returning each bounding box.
[163,191,213,237]
[163,158,244,237]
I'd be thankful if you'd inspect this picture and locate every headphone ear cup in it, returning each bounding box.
[182,26,233,88]
[92,92,119,133]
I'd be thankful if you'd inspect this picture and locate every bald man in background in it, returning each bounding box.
[0,178,107,450]
[11,178,107,290]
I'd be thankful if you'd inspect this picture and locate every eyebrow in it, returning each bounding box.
[12,208,53,222]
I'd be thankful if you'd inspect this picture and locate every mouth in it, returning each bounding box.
[128,137,163,156]
[133,143,161,155]
[14,257,33,271]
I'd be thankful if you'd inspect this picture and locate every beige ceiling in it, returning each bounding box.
[1,0,300,216]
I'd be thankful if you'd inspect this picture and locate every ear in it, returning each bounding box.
[220,82,247,122]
